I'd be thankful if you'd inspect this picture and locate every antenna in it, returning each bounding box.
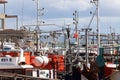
[21,0,24,26]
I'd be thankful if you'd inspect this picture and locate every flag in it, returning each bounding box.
[73,33,78,38]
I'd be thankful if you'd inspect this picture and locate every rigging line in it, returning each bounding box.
[88,9,97,28]
[87,9,97,44]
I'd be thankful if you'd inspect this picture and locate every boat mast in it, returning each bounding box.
[33,0,44,52]
[36,0,40,52]
[91,0,100,55]
[73,10,79,43]
[97,0,100,55]
[73,10,80,58]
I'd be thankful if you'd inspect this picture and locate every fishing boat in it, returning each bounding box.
[0,0,66,80]
[1,0,120,80]
[0,1,99,80]
[0,41,65,80]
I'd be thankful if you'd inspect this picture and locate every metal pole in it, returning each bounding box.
[75,11,78,43]
[82,28,92,66]
[16,16,18,30]
[76,30,80,57]
[85,29,88,65]
[4,3,5,13]
[66,25,72,73]
[90,0,100,54]
[97,0,100,55]
[76,12,79,56]
[37,0,39,25]
[73,11,79,57]
[73,10,79,43]
[36,0,40,52]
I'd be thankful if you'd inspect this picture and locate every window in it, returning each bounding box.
[9,58,12,62]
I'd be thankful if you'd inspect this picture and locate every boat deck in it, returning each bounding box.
[0,71,59,80]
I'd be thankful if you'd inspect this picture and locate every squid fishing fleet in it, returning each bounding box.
[0,0,120,80]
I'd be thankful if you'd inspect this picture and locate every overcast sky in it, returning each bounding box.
[2,0,120,34]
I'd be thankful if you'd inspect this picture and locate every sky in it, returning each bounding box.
[1,0,120,34]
